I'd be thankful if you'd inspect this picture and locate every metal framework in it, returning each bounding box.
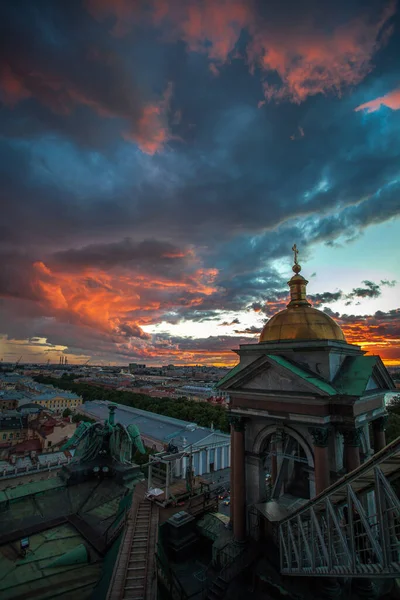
[279,436,400,578]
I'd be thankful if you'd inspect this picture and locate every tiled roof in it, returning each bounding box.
[11,439,42,453]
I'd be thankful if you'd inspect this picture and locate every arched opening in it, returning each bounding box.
[254,426,314,502]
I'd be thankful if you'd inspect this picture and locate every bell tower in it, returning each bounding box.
[217,246,395,542]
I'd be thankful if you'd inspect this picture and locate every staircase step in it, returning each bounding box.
[125,585,145,590]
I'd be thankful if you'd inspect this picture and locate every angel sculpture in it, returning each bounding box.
[62,404,145,465]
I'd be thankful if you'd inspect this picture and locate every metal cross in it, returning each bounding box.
[292,244,299,265]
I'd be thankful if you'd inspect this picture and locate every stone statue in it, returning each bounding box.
[62,404,145,465]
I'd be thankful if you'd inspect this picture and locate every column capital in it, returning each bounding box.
[373,416,388,431]
[309,426,331,447]
[229,414,245,432]
[340,426,362,447]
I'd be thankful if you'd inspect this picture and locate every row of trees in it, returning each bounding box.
[386,394,400,444]
[35,375,229,433]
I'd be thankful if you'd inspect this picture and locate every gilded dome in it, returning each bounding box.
[259,305,345,343]
[259,244,345,343]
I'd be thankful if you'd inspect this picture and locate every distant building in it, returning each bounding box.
[129,363,146,374]
[20,391,81,413]
[0,410,43,454]
[81,400,231,477]
[0,391,27,410]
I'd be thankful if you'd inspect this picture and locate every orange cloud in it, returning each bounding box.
[86,0,395,104]
[250,2,396,103]
[355,87,400,113]
[123,82,174,154]
[31,260,219,342]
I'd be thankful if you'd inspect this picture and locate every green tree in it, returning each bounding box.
[33,375,229,433]
[63,407,72,418]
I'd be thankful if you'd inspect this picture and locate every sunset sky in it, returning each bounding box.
[0,0,399,367]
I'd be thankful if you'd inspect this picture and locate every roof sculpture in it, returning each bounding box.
[62,404,145,465]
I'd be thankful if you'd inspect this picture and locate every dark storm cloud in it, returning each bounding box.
[348,280,381,299]
[0,0,399,364]
[234,326,262,335]
[309,291,344,305]
[52,238,193,276]
[220,318,240,326]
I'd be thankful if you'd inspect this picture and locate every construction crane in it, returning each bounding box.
[84,359,90,366]
[15,356,22,369]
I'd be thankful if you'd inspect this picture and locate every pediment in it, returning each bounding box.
[242,368,313,393]
[221,354,335,396]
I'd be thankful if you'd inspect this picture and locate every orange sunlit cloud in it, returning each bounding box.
[250,1,396,103]
[85,0,395,104]
[355,87,400,113]
[31,260,219,342]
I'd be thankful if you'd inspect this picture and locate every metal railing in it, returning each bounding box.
[279,437,400,578]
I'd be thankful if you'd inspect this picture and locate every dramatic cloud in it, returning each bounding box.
[324,308,400,365]
[355,87,400,113]
[251,1,396,104]
[0,0,399,366]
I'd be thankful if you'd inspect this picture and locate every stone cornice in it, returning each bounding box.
[237,340,362,353]
[230,389,327,402]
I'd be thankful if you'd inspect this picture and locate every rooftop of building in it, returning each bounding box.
[0,467,141,599]
[82,401,229,448]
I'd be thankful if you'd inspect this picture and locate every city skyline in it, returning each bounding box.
[0,0,399,367]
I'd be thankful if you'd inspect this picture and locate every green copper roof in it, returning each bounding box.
[333,355,377,396]
[216,363,243,387]
[0,477,64,505]
[0,524,102,599]
[47,543,88,568]
[266,355,337,395]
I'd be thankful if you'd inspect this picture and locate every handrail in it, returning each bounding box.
[280,435,400,524]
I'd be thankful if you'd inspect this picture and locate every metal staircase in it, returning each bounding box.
[279,436,400,578]
[107,484,159,600]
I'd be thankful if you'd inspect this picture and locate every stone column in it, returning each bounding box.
[309,427,331,496]
[270,434,277,486]
[206,449,210,473]
[372,417,387,453]
[231,416,246,542]
[221,446,226,469]
[230,423,235,527]
[342,427,362,473]
[182,456,187,478]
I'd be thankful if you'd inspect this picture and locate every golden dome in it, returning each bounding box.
[259,305,345,343]
[259,244,345,343]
